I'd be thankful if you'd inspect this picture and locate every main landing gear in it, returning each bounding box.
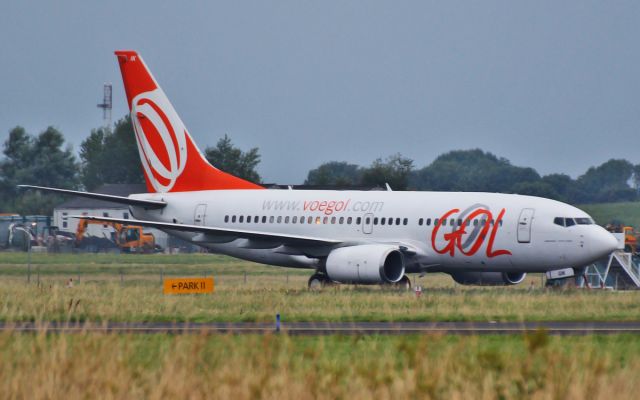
[392,275,412,291]
[307,273,413,290]
[308,273,333,290]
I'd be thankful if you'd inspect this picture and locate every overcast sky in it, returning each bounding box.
[1,1,639,184]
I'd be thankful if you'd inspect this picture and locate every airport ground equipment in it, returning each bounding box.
[75,219,158,253]
[622,226,638,253]
[580,250,640,289]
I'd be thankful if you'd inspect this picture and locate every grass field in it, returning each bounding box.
[1,252,639,323]
[1,332,639,399]
[579,201,640,227]
[2,253,640,399]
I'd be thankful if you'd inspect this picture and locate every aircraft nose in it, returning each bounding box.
[591,229,620,259]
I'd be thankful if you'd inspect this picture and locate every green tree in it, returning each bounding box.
[511,181,559,199]
[204,134,261,183]
[541,173,578,203]
[305,161,362,186]
[411,149,540,193]
[79,115,144,190]
[575,159,636,203]
[361,154,414,190]
[0,126,78,214]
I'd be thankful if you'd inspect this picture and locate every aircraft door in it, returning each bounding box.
[194,204,207,226]
[517,208,535,243]
[362,213,374,234]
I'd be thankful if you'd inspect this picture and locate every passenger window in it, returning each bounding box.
[224,216,229,223]
[381,218,386,225]
[262,216,267,223]
[308,216,313,224]
[435,218,439,226]
[450,218,456,226]
[457,219,462,226]
[403,218,408,226]
[499,220,503,226]
[395,218,401,225]
[292,216,297,223]
[255,216,259,223]
[473,220,478,226]
[269,216,274,223]
[276,216,282,223]
[316,217,321,224]
[323,217,328,224]
[365,217,371,225]
[373,218,379,225]
[239,216,244,223]
[426,218,431,226]
[284,216,290,224]
[232,216,237,223]
[418,218,423,226]
[247,216,252,223]
[356,217,362,225]
[331,217,336,224]
[348,217,353,224]
[339,217,344,224]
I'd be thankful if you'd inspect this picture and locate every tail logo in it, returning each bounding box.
[131,89,188,192]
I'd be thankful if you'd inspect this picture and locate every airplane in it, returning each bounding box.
[20,50,620,289]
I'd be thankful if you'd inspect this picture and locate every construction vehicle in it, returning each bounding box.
[623,226,638,254]
[604,224,639,255]
[75,219,159,253]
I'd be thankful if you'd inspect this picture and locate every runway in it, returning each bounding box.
[1,321,640,335]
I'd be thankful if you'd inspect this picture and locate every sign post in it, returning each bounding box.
[163,277,214,294]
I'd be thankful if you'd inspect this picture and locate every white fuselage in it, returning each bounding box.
[130,189,618,274]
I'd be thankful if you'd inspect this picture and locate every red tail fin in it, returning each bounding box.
[114,50,263,193]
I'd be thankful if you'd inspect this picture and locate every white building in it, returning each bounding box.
[53,184,169,249]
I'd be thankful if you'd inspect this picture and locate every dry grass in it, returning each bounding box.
[0,331,639,399]
[0,252,639,323]
[2,253,640,399]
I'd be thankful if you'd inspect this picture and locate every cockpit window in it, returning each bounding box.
[555,217,592,227]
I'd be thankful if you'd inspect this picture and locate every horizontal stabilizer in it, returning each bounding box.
[18,185,166,209]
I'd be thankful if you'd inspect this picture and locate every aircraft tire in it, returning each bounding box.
[391,275,412,291]
[308,273,327,290]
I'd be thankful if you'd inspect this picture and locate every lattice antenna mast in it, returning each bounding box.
[97,83,112,127]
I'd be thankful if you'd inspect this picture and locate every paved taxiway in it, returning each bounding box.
[1,321,640,335]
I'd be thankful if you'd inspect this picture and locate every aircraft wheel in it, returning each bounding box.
[392,275,412,291]
[308,273,326,290]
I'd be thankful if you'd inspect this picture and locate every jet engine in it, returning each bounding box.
[325,245,405,284]
[449,271,527,286]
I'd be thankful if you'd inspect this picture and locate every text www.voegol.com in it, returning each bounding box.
[262,199,384,215]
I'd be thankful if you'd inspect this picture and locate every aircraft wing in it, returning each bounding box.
[72,215,341,248]
[19,185,166,209]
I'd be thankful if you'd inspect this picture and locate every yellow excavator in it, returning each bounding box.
[75,219,158,253]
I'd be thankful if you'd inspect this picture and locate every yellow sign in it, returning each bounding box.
[163,277,214,294]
